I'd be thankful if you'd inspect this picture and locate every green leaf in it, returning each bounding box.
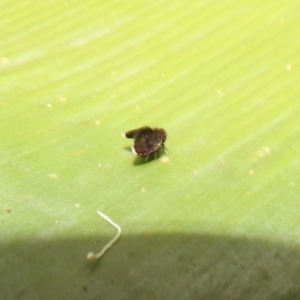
[1,0,300,299]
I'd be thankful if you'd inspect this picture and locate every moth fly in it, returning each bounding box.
[124,126,168,160]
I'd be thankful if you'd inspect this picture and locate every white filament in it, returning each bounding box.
[87,210,121,261]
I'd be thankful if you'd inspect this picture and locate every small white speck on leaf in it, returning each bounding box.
[256,146,270,157]
[58,96,66,102]
[160,157,170,164]
[1,57,10,65]
[48,173,58,179]
[248,170,254,175]
[217,90,223,97]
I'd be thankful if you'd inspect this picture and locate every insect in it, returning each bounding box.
[124,126,168,160]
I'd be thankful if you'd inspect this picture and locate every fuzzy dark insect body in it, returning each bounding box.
[124,126,167,160]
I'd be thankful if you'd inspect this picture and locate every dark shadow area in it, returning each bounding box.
[123,146,132,152]
[2,233,300,300]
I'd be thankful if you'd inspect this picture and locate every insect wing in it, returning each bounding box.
[125,126,153,139]
[124,128,140,139]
